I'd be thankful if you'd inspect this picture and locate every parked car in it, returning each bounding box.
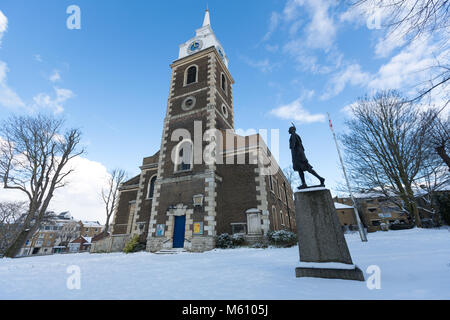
[389,222,414,230]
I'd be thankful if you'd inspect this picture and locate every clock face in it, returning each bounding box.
[188,40,203,54]
[217,46,225,60]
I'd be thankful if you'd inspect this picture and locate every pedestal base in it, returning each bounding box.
[295,266,365,281]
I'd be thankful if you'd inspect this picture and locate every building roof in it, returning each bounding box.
[81,221,102,228]
[334,202,353,209]
[92,232,109,242]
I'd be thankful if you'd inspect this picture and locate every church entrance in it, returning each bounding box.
[173,215,186,248]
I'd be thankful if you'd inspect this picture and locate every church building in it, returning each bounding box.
[107,9,295,253]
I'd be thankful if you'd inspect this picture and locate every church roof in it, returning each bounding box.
[142,150,160,166]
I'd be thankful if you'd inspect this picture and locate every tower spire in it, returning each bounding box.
[202,5,210,27]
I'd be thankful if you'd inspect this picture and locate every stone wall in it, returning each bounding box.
[90,235,131,253]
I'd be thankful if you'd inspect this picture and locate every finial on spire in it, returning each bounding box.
[203,3,211,27]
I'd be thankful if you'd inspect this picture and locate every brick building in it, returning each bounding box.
[108,9,295,253]
[334,193,409,232]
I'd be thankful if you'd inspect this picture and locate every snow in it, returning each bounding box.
[297,186,327,192]
[334,202,353,209]
[0,228,449,300]
[298,262,357,270]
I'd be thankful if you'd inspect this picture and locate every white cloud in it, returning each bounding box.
[34,54,43,62]
[0,10,7,46]
[321,64,370,100]
[241,56,279,73]
[32,87,75,114]
[0,61,26,109]
[270,98,325,123]
[282,0,338,51]
[0,156,111,224]
[340,102,358,118]
[262,12,281,41]
[368,37,440,92]
[304,0,337,50]
[49,70,61,83]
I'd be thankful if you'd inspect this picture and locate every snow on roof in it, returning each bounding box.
[81,221,102,228]
[334,202,353,209]
[82,236,92,243]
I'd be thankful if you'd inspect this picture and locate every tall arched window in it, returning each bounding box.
[221,73,226,92]
[175,140,193,172]
[186,66,197,85]
[147,176,156,199]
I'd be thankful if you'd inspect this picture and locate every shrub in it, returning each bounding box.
[231,234,246,246]
[123,235,145,253]
[215,233,234,249]
[437,194,450,226]
[267,230,297,247]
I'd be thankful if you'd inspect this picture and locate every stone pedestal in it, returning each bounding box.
[294,187,364,281]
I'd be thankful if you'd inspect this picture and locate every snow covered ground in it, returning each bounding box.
[1,228,449,300]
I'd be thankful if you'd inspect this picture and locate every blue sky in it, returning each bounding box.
[0,0,445,221]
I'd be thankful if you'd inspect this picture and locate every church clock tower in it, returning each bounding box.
[146,8,235,252]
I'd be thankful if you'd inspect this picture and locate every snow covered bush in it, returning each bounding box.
[267,230,297,247]
[123,235,145,253]
[215,233,234,248]
[231,234,246,246]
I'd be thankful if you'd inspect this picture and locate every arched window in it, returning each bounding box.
[147,176,156,199]
[175,140,193,172]
[186,66,197,85]
[221,73,226,92]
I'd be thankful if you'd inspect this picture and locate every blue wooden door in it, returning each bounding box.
[173,215,186,248]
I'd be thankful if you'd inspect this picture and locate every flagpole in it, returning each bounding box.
[327,113,367,242]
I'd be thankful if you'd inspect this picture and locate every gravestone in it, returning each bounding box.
[294,187,364,281]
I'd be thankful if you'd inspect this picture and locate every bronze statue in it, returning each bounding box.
[289,124,325,189]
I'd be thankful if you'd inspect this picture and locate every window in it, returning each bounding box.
[221,73,226,92]
[272,206,278,230]
[277,179,281,199]
[174,140,193,172]
[280,210,284,227]
[269,175,273,192]
[231,223,246,235]
[221,104,229,119]
[147,176,156,199]
[186,66,197,85]
[181,96,196,111]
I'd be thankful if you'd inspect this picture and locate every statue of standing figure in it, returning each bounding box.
[289,124,325,189]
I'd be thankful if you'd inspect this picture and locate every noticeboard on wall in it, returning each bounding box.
[193,222,203,235]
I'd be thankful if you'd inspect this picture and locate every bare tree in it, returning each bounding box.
[283,165,299,190]
[422,107,450,170]
[0,201,26,255]
[341,91,434,227]
[0,114,84,257]
[101,169,127,235]
[54,220,81,249]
